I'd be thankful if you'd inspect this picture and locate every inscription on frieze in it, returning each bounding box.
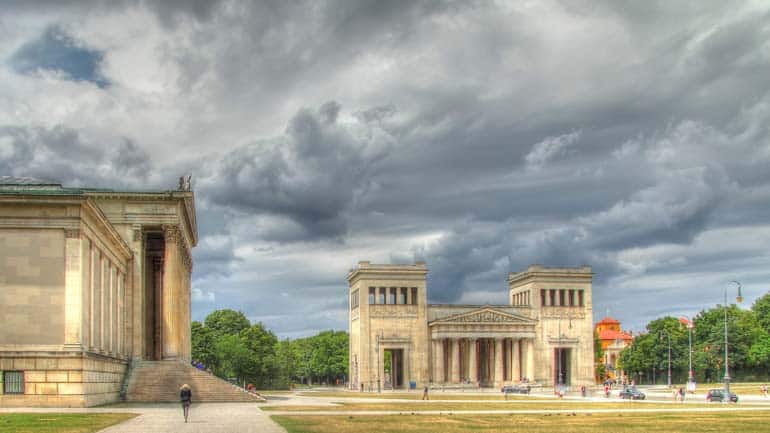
[454,311,518,323]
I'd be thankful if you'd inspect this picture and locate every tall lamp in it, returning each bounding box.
[723,281,743,397]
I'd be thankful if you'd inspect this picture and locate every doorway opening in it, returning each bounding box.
[554,348,571,386]
[384,349,404,389]
[144,233,164,361]
[478,339,494,387]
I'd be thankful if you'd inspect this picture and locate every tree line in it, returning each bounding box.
[191,309,349,389]
[618,291,770,384]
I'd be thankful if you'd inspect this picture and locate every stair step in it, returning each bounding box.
[123,360,266,403]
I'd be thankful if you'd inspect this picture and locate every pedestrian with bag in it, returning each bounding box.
[180,384,192,423]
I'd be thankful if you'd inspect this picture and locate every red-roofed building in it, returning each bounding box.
[595,317,634,382]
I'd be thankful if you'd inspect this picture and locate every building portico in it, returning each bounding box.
[348,262,595,391]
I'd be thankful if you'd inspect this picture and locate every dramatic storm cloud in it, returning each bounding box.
[2,1,770,336]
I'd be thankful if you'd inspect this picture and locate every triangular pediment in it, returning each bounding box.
[429,306,536,326]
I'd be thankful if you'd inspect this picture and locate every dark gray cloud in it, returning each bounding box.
[0,125,151,189]
[3,1,770,336]
[200,101,393,241]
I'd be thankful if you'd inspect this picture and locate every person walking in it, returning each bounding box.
[422,385,429,400]
[180,384,192,423]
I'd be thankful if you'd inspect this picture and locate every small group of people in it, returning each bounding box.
[191,359,212,374]
[672,387,686,402]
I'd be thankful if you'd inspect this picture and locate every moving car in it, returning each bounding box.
[706,389,738,403]
[618,386,646,400]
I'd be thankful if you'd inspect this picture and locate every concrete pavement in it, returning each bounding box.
[0,403,287,433]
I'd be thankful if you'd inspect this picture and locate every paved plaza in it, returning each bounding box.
[0,403,286,433]
[2,388,770,432]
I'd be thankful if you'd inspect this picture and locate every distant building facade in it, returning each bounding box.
[348,262,595,390]
[0,177,196,407]
[595,316,633,382]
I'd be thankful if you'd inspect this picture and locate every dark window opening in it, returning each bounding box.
[379,287,386,304]
[3,371,24,394]
[411,287,418,305]
[369,287,376,304]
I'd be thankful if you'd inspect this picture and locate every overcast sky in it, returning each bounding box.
[2,1,770,337]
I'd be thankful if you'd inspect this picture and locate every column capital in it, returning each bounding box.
[132,224,143,242]
[162,224,181,243]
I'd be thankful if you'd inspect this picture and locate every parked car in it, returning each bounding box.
[501,385,531,395]
[706,389,738,403]
[618,386,646,400]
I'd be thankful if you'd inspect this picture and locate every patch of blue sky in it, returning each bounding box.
[9,25,109,88]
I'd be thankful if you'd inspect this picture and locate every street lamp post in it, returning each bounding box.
[723,281,743,397]
[660,330,672,388]
[687,319,694,386]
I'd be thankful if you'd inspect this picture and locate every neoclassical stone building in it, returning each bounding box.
[0,177,196,406]
[348,262,595,390]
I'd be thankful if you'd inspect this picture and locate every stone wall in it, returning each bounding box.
[0,354,127,407]
[0,229,65,346]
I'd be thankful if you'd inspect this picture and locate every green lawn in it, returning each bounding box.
[273,411,770,433]
[0,413,136,433]
[262,400,749,412]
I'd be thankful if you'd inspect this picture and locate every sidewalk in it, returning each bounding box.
[1,403,286,433]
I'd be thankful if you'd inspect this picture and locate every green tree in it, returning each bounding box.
[692,304,764,381]
[275,339,296,388]
[752,292,770,335]
[191,321,217,369]
[594,331,605,382]
[204,309,251,337]
[215,334,256,384]
[240,323,280,388]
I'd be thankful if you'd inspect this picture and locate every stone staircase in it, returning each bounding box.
[123,360,265,402]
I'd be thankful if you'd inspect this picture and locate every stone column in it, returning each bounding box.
[451,339,460,383]
[435,339,445,383]
[130,225,143,360]
[64,229,84,349]
[110,265,116,354]
[162,225,181,360]
[494,338,504,386]
[512,339,521,381]
[468,338,478,384]
[526,339,535,381]
[100,256,107,352]
[181,254,192,361]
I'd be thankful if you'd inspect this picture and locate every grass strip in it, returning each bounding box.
[272,411,770,433]
[0,413,137,433]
